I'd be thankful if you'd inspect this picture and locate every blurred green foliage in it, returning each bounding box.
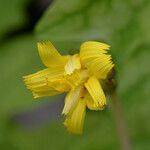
[0,0,28,41]
[0,0,150,150]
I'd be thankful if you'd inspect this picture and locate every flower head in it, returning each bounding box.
[23,41,114,134]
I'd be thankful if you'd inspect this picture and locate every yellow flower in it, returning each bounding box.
[23,41,114,134]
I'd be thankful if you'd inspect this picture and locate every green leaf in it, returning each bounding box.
[35,0,150,149]
[36,0,132,41]
[0,34,37,118]
[0,0,150,149]
[0,0,28,41]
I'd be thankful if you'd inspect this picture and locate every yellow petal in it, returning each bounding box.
[80,41,110,52]
[65,54,81,75]
[37,41,69,68]
[85,92,105,110]
[64,98,86,134]
[87,56,114,79]
[23,67,64,98]
[84,76,106,108]
[80,41,114,79]
[80,41,110,65]
[48,78,70,92]
[32,89,60,98]
[62,86,82,115]
[65,70,89,88]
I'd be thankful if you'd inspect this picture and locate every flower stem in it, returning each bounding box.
[111,92,131,150]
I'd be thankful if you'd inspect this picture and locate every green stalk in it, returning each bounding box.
[111,92,131,150]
